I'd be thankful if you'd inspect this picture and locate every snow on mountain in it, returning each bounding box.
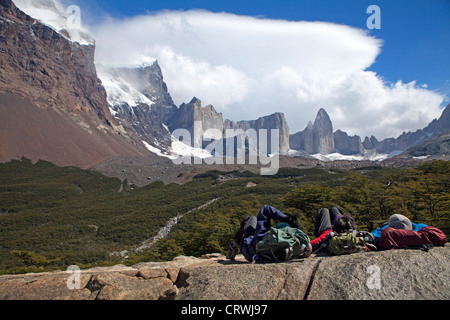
[13,0,94,45]
[142,140,176,159]
[96,64,156,113]
[141,123,213,161]
[142,137,212,160]
[13,0,159,111]
[312,152,389,162]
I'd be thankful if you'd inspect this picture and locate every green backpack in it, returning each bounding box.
[327,231,376,256]
[255,225,312,262]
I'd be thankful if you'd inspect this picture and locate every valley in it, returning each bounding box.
[1,158,448,274]
[0,0,448,278]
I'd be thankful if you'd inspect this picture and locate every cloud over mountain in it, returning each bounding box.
[17,1,444,140]
[89,9,445,140]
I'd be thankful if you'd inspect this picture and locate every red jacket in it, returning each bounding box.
[311,229,332,251]
[380,226,447,249]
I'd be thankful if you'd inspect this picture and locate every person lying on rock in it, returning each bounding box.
[371,214,447,250]
[226,205,302,262]
[309,207,372,254]
[311,207,350,250]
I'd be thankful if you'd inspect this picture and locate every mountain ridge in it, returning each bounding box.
[100,62,293,158]
[1,0,448,170]
[0,0,150,168]
[363,104,450,154]
[290,106,449,159]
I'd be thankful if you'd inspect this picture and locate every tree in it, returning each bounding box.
[284,184,334,224]
[409,171,449,223]
[334,173,374,224]
[11,251,54,268]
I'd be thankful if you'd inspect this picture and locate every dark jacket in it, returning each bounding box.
[241,205,288,262]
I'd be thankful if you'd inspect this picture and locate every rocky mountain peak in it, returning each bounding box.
[4,0,447,166]
[314,108,332,126]
[362,104,450,155]
[97,59,175,109]
[426,104,449,134]
[13,0,94,45]
[223,112,290,154]
[291,104,449,159]
[125,60,174,106]
[316,108,330,119]
[0,0,149,167]
[362,135,380,150]
[334,130,364,155]
[188,96,202,105]
[167,97,224,148]
[312,108,335,154]
[0,1,108,119]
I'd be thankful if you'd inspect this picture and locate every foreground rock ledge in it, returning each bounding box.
[0,247,448,300]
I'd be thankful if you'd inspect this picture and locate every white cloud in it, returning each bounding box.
[152,45,254,111]
[90,10,445,140]
[17,1,446,140]
[326,72,445,139]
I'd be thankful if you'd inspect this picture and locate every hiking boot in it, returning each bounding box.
[226,243,239,260]
[302,242,313,258]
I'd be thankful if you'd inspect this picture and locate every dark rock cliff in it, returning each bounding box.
[290,108,335,155]
[334,130,365,155]
[0,0,149,168]
[291,106,449,157]
[98,62,178,150]
[362,104,450,154]
[166,97,291,155]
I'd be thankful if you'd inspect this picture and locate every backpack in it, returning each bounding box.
[326,231,377,256]
[255,224,312,262]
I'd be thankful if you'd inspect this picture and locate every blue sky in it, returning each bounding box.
[54,0,449,139]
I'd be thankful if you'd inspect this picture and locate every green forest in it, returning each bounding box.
[0,158,448,274]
